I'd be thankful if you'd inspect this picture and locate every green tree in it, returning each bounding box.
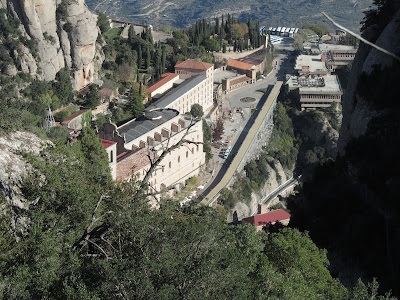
[203,39,220,52]
[190,104,203,118]
[128,90,144,118]
[53,68,74,105]
[79,127,111,185]
[97,12,110,34]
[47,126,70,144]
[84,85,99,109]
[145,45,151,69]
[264,227,348,299]
[137,45,142,69]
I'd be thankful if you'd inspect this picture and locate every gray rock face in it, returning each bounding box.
[19,44,38,75]
[5,0,104,90]
[338,9,400,154]
[299,111,339,158]
[228,157,289,221]
[0,131,50,238]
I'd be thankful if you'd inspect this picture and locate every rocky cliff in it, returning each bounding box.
[228,157,289,222]
[338,5,400,153]
[1,0,104,90]
[0,131,50,239]
[289,2,400,292]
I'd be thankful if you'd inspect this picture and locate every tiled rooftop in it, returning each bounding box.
[101,139,116,149]
[242,209,291,226]
[148,73,179,94]
[175,60,214,71]
[61,109,89,125]
[227,59,254,70]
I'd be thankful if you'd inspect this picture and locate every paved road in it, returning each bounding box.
[200,82,283,206]
[198,45,296,205]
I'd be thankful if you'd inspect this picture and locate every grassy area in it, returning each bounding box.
[105,28,122,40]
[173,177,201,203]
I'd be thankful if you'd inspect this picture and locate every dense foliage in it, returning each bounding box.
[267,102,299,170]
[0,133,370,298]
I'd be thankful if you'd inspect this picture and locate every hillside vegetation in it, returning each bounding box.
[87,0,372,31]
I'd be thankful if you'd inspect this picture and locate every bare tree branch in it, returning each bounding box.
[322,12,400,64]
[135,118,203,199]
[72,194,111,251]
[87,239,110,260]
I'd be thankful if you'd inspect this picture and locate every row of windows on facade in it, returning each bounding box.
[301,94,341,99]
[147,145,200,177]
[302,102,336,105]
[332,53,355,58]
[149,161,202,187]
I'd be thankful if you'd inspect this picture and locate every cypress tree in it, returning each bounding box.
[146,46,151,69]
[138,46,142,69]
[161,45,166,74]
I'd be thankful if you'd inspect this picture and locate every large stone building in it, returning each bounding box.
[319,44,357,72]
[149,73,214,114]
[175,60,214,80]
[147,73,180,100]
[99,59,215,195]
[287,74,343,111]
[295,54,330,76]
[99,109,205,193]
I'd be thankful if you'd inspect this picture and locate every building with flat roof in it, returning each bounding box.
[295,54,330,76]
[319,44,357,72]
[99,108,205,193]
[287,74,343,110]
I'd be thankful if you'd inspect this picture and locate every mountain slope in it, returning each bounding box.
[86,0,372,31]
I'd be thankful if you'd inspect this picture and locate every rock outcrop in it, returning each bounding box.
[1,0,104,90]
[338,7,400,154]
[0,131,50,238]
[228,157,289,222]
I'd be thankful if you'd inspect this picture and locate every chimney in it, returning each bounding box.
[321,54,326,62]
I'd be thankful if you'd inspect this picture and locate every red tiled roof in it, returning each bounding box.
[242,209,291,226]
[148,73,179,94]
[175,60,214,71]
[61,109,89,125]
[227,59,254,70]
[230,76,251,86]
[100,139,116,149]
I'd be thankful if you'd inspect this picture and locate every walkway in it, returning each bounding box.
[200,81,283,206]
